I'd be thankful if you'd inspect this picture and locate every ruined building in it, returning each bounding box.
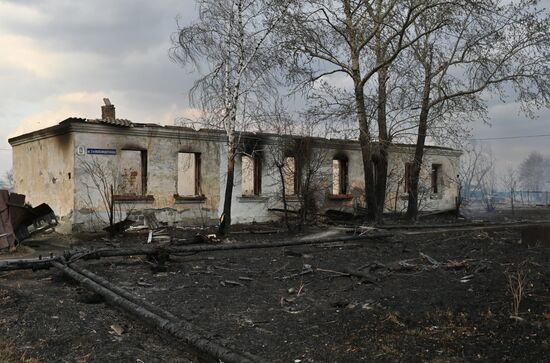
[8,101,461,232]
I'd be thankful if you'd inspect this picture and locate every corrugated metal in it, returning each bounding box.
[86,118,134,127]
[61,117,87,123]
[109,118,133,127]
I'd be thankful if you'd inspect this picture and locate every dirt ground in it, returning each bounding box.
[1,208,549,362]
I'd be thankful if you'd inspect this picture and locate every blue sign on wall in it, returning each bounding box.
[87,148,117,155]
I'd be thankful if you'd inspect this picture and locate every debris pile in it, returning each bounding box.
[0,189,57,250]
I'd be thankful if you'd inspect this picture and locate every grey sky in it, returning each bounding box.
[0,0,199,177]
[1,0,549,178]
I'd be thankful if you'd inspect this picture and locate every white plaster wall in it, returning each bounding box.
[386,146,461,213]
[72,126,221,231]
[12,122,461,232]
[218,143,275,224]
[224,144,367,224]
[11,134,75,218]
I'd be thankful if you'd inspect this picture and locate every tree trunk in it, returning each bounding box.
[278,164,291,231]
[374,152,389,223]
[344,0,375,220]
[455,184,462,218]
[218,140,236,236]
[511,189,515,216]
[375,60,390,224]
[107,184,115,237]
[407,68,432,221]
[109,184,114,228]
[355,84,376,220]
[218,13,237,237]
[301,172,312,227]
[407,112,428,221]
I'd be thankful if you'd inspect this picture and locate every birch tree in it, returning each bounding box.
[404,0,550,220]
[171,0,289,235]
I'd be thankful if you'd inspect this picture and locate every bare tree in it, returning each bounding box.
[386,163,406,215]
[405,0,550,220]
[479,163,497,212]
[79,157,126,234]
[262,102,329,230]
[171,0,290,235]
[459,141,496,211]
[505,260,532,319]
[262,107,297,230]
[271,146,295,230]
[500,165,518,216]
[280,0,450,222]
[518,151,547,191]
[296,138,330,227]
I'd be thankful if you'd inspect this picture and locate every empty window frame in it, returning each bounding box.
[283,156,297,195]
[119,150,147,196]
[177,152,201,196]
[431,164,442,194]
[242,154,262,196]
[332,156,349,195]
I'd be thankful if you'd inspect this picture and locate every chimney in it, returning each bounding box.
[101,98,115,120]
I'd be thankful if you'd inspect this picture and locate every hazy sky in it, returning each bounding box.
[1,0,549,178]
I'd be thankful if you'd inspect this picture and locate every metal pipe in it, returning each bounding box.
[51,261,262,363]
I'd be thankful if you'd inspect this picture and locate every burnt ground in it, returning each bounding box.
[1,208,549,362]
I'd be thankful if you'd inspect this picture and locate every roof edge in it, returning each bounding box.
[8,119,461,155]
[8,121,74,146]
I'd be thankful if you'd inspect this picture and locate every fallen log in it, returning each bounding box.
[51,261,261,363]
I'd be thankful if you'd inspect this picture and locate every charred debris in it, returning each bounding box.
[0,189,57,251]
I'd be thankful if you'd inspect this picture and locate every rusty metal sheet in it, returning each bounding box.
[7,192,26,229]
[0,190,16,249]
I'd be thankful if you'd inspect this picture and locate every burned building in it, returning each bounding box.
[8,102,461,232]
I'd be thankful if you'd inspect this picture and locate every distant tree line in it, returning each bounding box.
[517,151,550,192]
[460,144,550,213]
